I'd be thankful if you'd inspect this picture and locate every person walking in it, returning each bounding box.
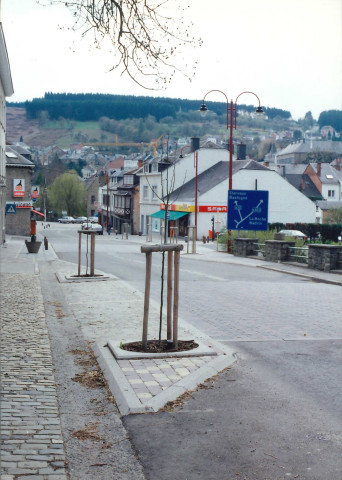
[107,223,112,235]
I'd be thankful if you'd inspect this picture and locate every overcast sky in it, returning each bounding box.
[2,0,342,120]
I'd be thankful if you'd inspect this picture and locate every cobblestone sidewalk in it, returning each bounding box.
[0,273,68,480]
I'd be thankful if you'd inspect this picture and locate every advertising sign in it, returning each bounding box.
[228,190,269,231]
[31,186,40,199]
[13,179,25,198]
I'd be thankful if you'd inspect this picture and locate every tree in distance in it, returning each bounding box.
[41,0,202,89]
[48,171,87,217]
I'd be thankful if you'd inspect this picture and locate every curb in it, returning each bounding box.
[93,342,236,416]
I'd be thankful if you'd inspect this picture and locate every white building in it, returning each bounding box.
[138,141,231,235]
[165,159,318,238]
[0,19,14,243]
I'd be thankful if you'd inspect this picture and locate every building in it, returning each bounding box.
[275,139,342,165]
[5,146,35,236]
[139,139,230,235]
[0,19,14,243]
[167,160,318,238]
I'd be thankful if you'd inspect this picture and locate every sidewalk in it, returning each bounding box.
[1,238,68,480]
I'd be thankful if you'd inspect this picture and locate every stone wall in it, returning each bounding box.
[234,238,258,257]
[264,240,295,263]
[308,245,342,272]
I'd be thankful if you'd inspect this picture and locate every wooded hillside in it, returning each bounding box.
[8,93,292,122]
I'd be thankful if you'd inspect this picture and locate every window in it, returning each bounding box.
[328,190,335,198]
[143,185,149,200]
[152,185,158,199]
[152,163,158,172]
[91,195,95,204]
[124,175,134,185]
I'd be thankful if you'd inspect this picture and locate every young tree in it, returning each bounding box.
[42,0,202,88]
[48,171,87,216]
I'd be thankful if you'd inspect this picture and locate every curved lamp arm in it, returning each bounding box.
[200,89,230,129]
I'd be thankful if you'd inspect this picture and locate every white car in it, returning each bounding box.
[88,216,99,223]
[58,216,74,223]
[81,222,103,234]
[279,229,307,241]
[74,216,88,224]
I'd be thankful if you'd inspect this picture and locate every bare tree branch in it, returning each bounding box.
[39,0,202,89]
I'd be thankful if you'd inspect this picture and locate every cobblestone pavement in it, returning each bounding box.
[0,272,68,480]
[118,356,214,403]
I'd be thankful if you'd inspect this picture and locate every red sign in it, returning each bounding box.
[198,206,227,213]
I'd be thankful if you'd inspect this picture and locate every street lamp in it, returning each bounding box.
[200,90,264,252]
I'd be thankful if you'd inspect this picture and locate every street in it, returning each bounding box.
[41,223,342,480]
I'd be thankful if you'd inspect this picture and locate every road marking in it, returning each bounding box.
[180,268,226,281]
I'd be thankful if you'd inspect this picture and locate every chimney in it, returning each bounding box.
[138,159,144,168]
[317,162,321,176]
[190,137,200,152]
[264,161,270,167]
[237,143,246,160]
[282,165,286,177]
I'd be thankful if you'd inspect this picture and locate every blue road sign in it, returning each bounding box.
[228,190,269,231]
[6,203,17,214]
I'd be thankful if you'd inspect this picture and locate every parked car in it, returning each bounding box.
[74,216,88,224]
[81,222,103,234]
[88,216,99,223]
[279,229,307,241]
[58,216,74,224]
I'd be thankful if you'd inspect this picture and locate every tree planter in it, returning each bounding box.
[25,240,42,254]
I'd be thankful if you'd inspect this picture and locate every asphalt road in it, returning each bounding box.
[41,224,342,480]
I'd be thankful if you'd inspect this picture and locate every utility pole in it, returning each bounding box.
[44,177,47,223]
[106,172,109,226]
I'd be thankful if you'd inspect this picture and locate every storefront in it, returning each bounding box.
[149,210,189,237]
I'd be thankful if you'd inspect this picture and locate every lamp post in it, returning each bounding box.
[200,90,264,252]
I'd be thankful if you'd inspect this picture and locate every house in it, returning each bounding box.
[315,200,342,223]
[85,175,100,217]
[111,169,140,234]
[0,20,14,243]
[320,125,335,139]
[166,160,318,238]
[308,162,342,202]
[5,146,35,236]
[276,139,342,165]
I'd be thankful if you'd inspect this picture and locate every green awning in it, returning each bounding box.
[150,210,188,220]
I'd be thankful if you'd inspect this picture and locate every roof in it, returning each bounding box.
[311,163,340,185]
[5,146,35,167]
[316,201,342,210]
[277,140,342,157]
[167,160,269,202]
[285,173,323,200]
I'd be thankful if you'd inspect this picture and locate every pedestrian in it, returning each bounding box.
[107,223,112,235]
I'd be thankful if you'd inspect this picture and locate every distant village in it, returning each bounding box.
[4,120,342,239]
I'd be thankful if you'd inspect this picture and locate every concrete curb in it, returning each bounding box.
[93,341,236,416]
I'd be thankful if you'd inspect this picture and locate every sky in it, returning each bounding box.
[2,0,342,120]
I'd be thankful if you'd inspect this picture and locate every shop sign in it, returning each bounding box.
[198,206,227,213]
[160,203,195,212]
[13,179,25,198]
[6,200,33,208]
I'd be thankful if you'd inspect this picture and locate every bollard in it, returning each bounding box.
[44,236,48,250]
